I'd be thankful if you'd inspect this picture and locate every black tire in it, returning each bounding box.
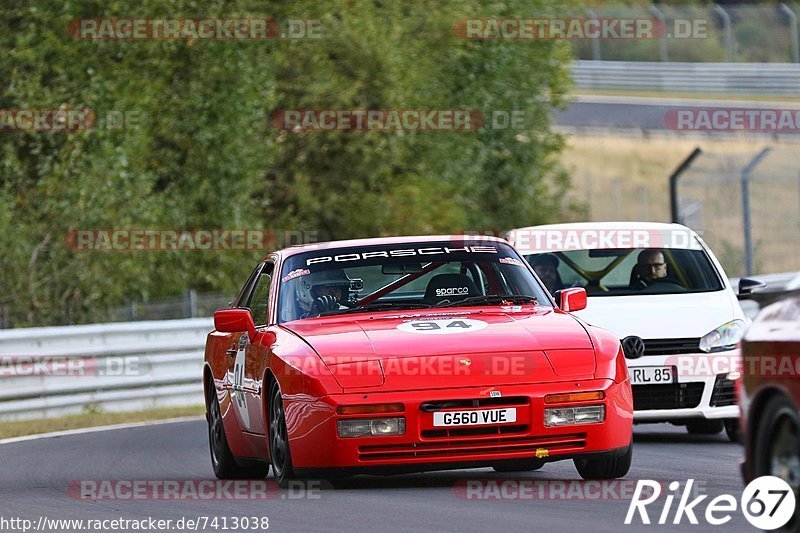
[491,459,545,473]
[268,382,296,488]
[207,384,268,479]
[752,395,799,532]
[724,419,740,443]
[574,445,632,480]
[685,419,724,435]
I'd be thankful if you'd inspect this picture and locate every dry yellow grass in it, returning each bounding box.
[0,405,204,439]
[561,133,800,276]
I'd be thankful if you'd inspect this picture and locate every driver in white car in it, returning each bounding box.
[632,249,668,288]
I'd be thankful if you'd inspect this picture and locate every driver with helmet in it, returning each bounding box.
[296,268,352,317]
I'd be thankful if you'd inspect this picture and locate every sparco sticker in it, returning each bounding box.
[397,318,489,335]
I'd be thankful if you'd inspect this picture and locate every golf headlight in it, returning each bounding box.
[699,320,746,353]
[337,417,405,438]
[544,405,605,427]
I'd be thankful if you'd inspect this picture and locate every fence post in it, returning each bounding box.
[586,8,601,60]
[781,4,800,63]
[740,148,772,277]
[186,289,198,318]
[649,5,668,62]
[126,299,137,321]
[713,5,734,62]
[669,147,703,224]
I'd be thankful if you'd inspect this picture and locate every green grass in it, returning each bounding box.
[0,405,204,439]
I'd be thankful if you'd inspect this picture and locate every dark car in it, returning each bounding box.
[740,294,800,531]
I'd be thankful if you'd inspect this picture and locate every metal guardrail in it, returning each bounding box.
[2,272,797,422]
[572,61,800,95]
[0,318,212,421]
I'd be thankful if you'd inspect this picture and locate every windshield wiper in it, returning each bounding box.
[318,302,432,316]
[435,294,539,308]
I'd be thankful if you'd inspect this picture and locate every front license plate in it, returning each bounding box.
[433,408,517,427]
[630,366,675,385]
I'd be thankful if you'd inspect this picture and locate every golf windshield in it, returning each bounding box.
[524,248,724,297]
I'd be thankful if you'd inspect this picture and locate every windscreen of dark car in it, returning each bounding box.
[278,241,552,322]
[524,248,724,297]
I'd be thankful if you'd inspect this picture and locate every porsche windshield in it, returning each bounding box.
[278,241,551,322]
[523,248,724,297]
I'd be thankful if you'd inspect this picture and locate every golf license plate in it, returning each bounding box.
[630,366,675,385]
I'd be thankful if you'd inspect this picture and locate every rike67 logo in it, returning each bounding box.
[626,477,796,530]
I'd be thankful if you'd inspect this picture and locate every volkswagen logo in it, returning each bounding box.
[622,336,646,359]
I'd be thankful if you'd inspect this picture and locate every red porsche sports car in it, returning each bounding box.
[741,294,800,526]
[203,235,633,485]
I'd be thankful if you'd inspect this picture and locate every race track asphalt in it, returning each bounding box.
[0,420,757,532]
[554,95,800,132]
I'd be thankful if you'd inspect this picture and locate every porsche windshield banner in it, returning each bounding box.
[304,245,499,266]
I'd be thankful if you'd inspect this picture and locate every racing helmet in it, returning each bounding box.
[296,268,351,314]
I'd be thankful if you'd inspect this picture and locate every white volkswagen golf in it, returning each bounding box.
[506,222,764,441]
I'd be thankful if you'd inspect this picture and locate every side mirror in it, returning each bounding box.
[214,308,257,340]
[738,278,766,296]
[556,287,587,312]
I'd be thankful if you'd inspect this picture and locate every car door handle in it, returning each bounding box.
[226,349,237,357]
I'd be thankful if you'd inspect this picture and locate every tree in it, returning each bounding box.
[0,0,578,326]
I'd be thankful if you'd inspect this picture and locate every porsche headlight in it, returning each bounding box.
[699,320,747,353]
[337,417,405,438]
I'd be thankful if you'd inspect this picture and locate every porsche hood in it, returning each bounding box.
[282,308,599,391]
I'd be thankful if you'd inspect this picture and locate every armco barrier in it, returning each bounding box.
[572,61,800,95]
[0,318,212,421]
[1,272,796,422]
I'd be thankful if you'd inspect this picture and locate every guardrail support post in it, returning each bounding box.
[740,148,772,277]
[781,3,800,63]
[669,147,703,224]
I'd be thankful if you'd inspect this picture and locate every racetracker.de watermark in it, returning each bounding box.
[503,227,704,252]
[453,18,707,40]
[0,109,140,132]
[283,352,536,378]
[453,479,686,501]
[271,109,549,132]
[68,480,322,500]
[0,355,146,378]
[67,18,322,40]
[64,229,320,252]
[663,354,800,379]
[665,108,800,132]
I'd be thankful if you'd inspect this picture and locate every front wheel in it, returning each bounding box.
[574,445,632,480]
[753,395,800,486]
[724,419,740,443]
[268,382,296,488]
